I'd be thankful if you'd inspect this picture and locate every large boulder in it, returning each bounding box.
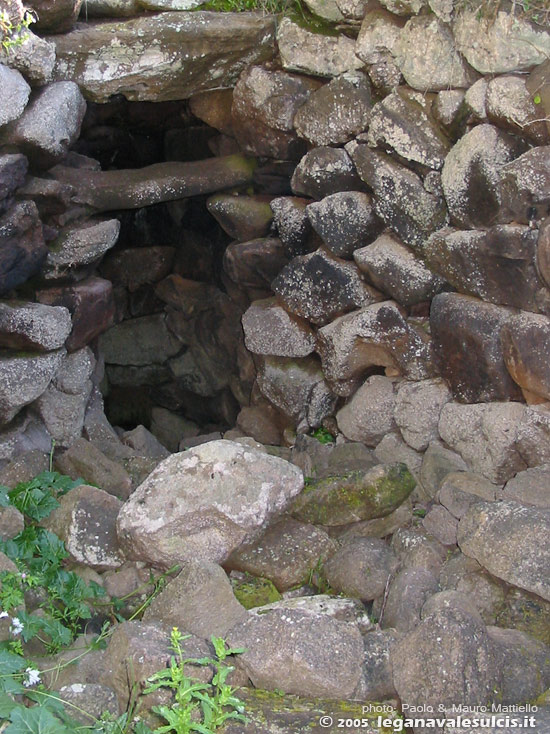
[43,219,121,281]
[0,154,28,213]
[231,65,319,160]
[367,87,450,169]
[226,604,364,698]
[441,124,523,229]
[141,560,247,638]
[395,378,451,452]
[0,201,47,295]
[324,536,399,601]
[51,12,276,102]
[0,301,71,351]
[99,313,180,366]
[99,246,174,292]
[487,74,550,145]
[488,626,550,704]
[336,375,397,446]
[270,196,313,258]
[41,484,124,569]
[293,72,373,147]
[55,437,133,500]
[30,0,83,33]
[242,298,315,358]
[355,10,404,65]
[272,248,381,326]
[381,566,440,633]
[355,232,446,306]
[392,607,500,712]
[117,440,304,566]
[317,301,435,395]
[256,355,335,428]
[290,462,416,526]
[499,146,550,224]
[395,16,478,92]
[347,140,448,251]
[306,191,382,259]
[291,147,363,200]
[454,9,550,74]
[36,277,115,352]
[223,237,288,292]
[0,64,30,127]
[458,500,550,602]
[501,312,550,402]
[424,224,549,314]
[34,347,94,448]
[438,402,527,483]
[0,348,65,425]
[227,516,337,591]
[206,194,272,242]
[0,30,56,86]
[430,293,521,403]
[2,82,86,169]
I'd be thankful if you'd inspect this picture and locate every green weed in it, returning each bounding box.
[143,628,247,733]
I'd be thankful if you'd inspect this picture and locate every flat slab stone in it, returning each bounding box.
[0,301,71,351]
[51,12,276,102]
[277,17,362,77]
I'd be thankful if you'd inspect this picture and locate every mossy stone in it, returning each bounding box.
[290,462,416,526]
[233,575,282,609]
[221,689,399,733]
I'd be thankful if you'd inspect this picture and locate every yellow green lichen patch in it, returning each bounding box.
[290,463,416,526]
[221,689,402,733]
[232,573,282,609]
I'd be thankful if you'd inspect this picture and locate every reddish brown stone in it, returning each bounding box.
[189,88,234,135]
[424,224,550,314]
[317,301,435,396]
[223,237,289,291]
[231,65,320,160]
[36,276,115,352]
[99,246,175,292]
[430,293,522,403]
[501,312,550,403]
[32,0,83,33]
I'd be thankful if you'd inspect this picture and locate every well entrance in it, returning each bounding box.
[74,98,294,450]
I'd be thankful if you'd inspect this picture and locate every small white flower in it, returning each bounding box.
[23,668,41,688]
[0,611,8,619]
[10,617,23,636]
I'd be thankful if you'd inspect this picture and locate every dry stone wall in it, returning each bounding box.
[2,1,550,726]
[1,0,550,485]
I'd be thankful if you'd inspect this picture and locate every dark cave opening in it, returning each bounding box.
[75,97,294,450]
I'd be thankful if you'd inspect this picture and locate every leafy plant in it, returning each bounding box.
[201,0,302,14]
[0,7,35,52]
[309,427,335,445]
[0,470,194,734]
[143,627,247,734]
[0,472,107,651]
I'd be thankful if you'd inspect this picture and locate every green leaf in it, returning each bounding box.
[35,530,67,565]
[0,649,26,675]
[0,692,18,717]
[0,675,25,696]
[5,705,70,734]
[534,93,542,104]
[133,721,154,734]
[0,485,10,508]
